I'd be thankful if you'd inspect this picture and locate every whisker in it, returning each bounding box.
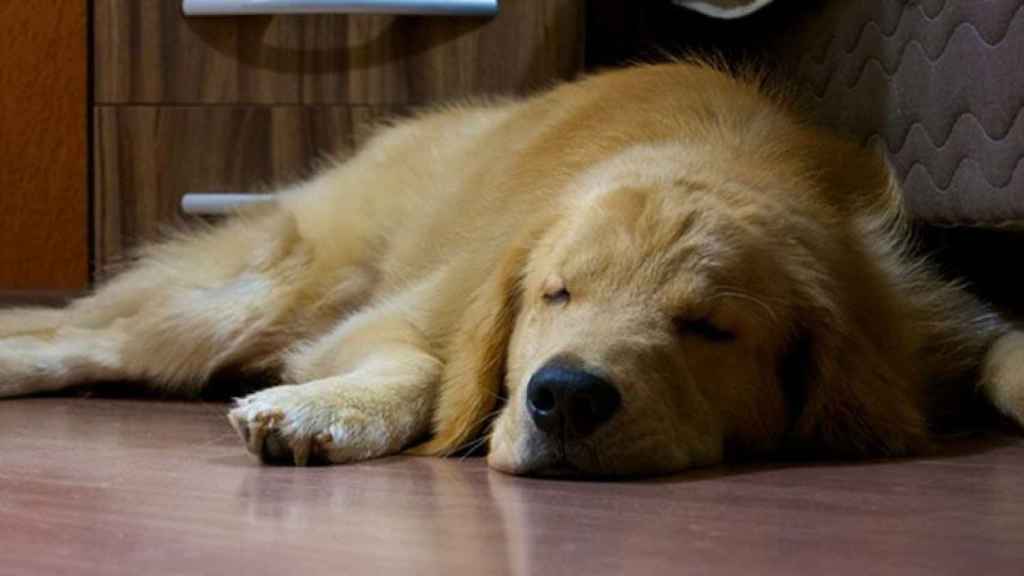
[479,387,505,401]
[458,431,493,461]
[447,407,504,457]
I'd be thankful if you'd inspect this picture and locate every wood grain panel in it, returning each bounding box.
[0,1,88,290]
[93,105,401,271]
[94,0,584,105]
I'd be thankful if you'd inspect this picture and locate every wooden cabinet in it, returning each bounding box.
[94,0,583,105]
[92,0,586,271]
[0,1,89,291]
[93,105,398,267]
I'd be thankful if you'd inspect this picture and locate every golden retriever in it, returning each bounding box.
[1,62,1022,476]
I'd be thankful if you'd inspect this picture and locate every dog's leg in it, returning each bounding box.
[0,207,372,399]
[0,306,66,339]
[982,330,1024,427]
[228,287,445,465]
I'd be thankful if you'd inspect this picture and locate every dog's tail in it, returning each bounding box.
[982,330,1024,427]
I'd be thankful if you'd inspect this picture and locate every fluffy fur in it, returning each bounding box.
[1,62,1021,476]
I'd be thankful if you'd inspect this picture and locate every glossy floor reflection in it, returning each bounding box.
[1,399,1022,575]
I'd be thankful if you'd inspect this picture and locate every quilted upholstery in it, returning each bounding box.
[766,0,1024,226]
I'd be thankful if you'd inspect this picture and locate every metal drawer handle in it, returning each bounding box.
[181,193,276,216]
[182,0,498,16]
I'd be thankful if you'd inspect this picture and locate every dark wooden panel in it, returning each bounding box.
[0,398,1023,575]
[93,105,399,271]
[0,1,88,290]
[94,0,585,104]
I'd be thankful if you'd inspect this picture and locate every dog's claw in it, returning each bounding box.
[249,426,269,456]
[228,408,278,459]
[228,403,324,466]
[314,432,333,448]
[292,439,311,467]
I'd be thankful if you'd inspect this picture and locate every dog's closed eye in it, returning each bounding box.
[672,315,735,342]
[543,287,570,305]
[542,276,570,305]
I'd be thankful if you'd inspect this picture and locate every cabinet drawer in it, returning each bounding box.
[93,0,584,105]
[93,105,398,270]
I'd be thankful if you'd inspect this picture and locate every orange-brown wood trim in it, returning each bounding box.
[0,0,89,290]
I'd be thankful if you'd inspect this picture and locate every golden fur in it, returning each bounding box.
[1,63,1021,476]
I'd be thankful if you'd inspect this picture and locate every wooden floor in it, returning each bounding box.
[1,398,1022,575]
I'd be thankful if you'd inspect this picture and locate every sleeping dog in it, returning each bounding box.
[1,62,1021,476]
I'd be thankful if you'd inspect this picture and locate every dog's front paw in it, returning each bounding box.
[228,381,406,466]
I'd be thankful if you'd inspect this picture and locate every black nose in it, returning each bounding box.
[527,361,621,438]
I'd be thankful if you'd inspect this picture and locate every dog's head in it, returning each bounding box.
[417,125,929,477]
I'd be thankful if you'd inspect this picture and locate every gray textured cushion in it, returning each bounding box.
[767,0,1024,226]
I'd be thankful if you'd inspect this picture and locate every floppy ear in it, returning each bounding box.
[782,266,931,458]
[408,232,535,457]
[772,124,931,457]
[784,322,930,458]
